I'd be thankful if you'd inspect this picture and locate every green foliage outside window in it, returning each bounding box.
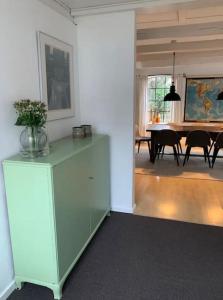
[147,75,172,123]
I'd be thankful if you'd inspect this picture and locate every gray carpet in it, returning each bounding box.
[8,213,223,300]
[135,145,223,181]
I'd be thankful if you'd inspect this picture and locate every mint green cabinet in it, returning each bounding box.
[90,137,110,232]
[3,135,110,299]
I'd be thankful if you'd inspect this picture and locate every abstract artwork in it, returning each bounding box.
[38,32,74,121]
[184,77,223,122]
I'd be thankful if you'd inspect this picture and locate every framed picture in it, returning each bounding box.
[184,77,223,122]
[37,32,74,121]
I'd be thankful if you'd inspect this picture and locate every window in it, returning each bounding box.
[147,75,172,123]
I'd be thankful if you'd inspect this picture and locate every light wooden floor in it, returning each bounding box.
[135,174,223,227]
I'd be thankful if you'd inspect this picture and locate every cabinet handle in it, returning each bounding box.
[88,176,94,180]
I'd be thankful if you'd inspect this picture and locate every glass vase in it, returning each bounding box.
[20,126,48,158]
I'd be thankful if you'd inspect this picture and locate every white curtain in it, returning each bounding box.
[136,75,148,136]
[170,75,186,123]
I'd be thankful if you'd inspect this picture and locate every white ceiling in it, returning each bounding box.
[62,0,137,9]
[58,0,223,11]
[39,0,223,69]
[41,0,217,16]
[43,0,201,13]
[135,1,223,69]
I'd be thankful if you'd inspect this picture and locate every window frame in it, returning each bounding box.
[147,75,172,123]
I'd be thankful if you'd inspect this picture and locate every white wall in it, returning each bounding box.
[77,11,136,213]
[0,1,79,298]
[137,61,223,77]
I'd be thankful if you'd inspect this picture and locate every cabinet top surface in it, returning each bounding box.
[4,134,108,167]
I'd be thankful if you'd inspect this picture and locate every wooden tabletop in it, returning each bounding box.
[146,122,223,132]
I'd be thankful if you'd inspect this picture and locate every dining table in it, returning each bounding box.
[146,122,223,163]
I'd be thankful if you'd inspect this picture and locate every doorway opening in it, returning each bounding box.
[134,2,223,227]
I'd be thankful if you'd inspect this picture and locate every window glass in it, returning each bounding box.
[148,88,155,100]
[148,76,156,88]
[147,75,172,123]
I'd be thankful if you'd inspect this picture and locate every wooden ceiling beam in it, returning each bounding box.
[136,2,223,30]
[137,50,223,67]
[138,49,223,61]
[139,55,223,68]
[137,21,223,41]
[137,39,223,54]
[136,34,223,46]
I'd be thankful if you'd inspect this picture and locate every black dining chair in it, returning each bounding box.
[135,125,151,154]
[183,130,211,168]
[154,129,181,166]
[159,137,183,158]
[212,132,223,167]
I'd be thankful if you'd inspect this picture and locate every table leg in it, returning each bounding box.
[150,131,156,163]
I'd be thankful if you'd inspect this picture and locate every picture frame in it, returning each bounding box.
[184,77,223,122]
[37,32,75,121]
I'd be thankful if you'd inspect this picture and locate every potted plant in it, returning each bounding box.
[14,99,48,158]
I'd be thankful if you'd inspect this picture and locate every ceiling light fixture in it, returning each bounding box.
[164,52,181,101]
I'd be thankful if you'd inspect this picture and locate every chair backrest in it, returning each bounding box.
[185,130,211,147]
[215,132,223,148]
[155,129,180,146]
[210,132,218,141]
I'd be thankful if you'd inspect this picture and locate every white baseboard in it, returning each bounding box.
[111,205,134,214]
[0,281,16,300]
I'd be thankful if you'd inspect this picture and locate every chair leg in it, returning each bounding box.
[203,147,207,162]
[183,146,191,166]
[204,146,211,168]
[212,147,219,168]
[183,148,187,166]
[147,140,151,153]
[161,145,165,158]
[209,140,214,154]
[187,152,190,161]
[138,141,141,153]
[154,145,159,162]
[186,146,191,162]
[176,143,180,156]
[173,145,179,166]
[157,145,162,159]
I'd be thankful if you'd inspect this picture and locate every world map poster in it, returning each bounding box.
[184,77,223,122]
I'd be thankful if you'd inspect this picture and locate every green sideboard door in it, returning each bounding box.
[90,136,110,232]
[3,135,110,299]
